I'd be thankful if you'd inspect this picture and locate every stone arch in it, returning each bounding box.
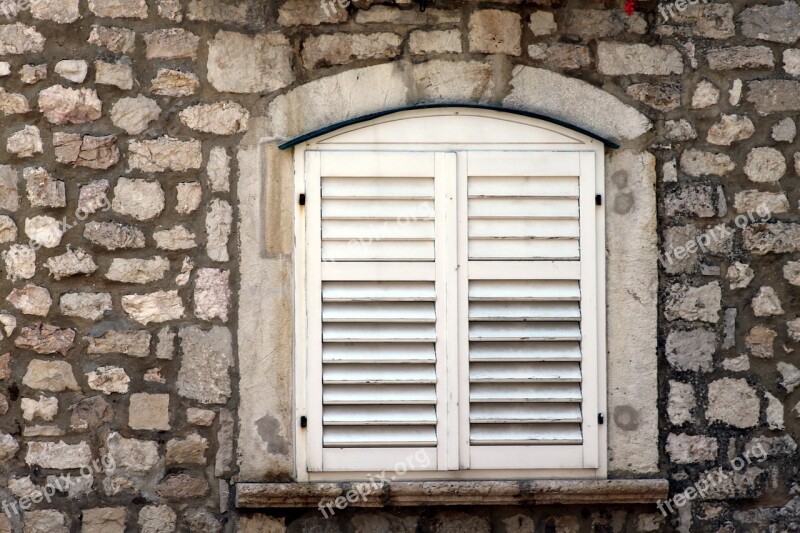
[259,62,651,144]
[236,61,658,482]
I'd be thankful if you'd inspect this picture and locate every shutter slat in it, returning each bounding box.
[323,220,434,240]
[469,239,579,260]
[469,280,580,301]
[323,302,436,323]
[324,426,437,447]
[470,362,581,382]
[323,281,435,301]
[468,198,579,219]
[470,423,582,445]
[322,240,434,262]
[322,199,435,220]
[469,302,580,321]
[324,384,437,404]
[469,342,581,362]
[470,383,582,402]
[468,176,579,197]
[323,343,435,363]
[324,364,437,384]
[323,323,436,342]
[470,403,582,423]
[322,176,434,199]
[469,219,579,239]
[469,322,581,341]
[324,405,437,425]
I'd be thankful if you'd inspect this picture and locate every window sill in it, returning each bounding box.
[235,479,668,508]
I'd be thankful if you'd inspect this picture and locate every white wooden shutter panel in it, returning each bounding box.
[306,151,455,472]
[463,152,599,470]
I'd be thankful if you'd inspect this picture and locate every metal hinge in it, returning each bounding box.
[598,413,605,425]
[300,416,307,428]
[595,194,602,206]
[299,193,306,206]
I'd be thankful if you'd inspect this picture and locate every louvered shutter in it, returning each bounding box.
[462,152,599,470]
[304,151,457,472]
[303,148,600,474]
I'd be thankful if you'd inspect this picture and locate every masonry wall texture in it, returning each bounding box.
[0,0,796,531]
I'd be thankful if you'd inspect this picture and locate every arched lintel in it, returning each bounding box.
[278,103,620,151]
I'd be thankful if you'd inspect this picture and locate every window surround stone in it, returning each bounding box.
[235,61,660,499]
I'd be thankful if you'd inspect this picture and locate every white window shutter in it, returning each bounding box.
[305,151,456,472]
[462,152,600,470]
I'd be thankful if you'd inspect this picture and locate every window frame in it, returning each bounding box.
[293,109,607,482]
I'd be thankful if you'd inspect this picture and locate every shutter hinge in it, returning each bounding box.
[299,193,306,206]
[300,416,307,428]
[598,413,604,425]
[595,194,602,206]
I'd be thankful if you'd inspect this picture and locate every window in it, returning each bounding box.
[294,109,606,479]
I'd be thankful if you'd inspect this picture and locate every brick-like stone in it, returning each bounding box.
[26,440,91,469]
[666,327,715,372]
[22,360,79,392]
[527,43,591,70]
[707,378,760,428]
[88,25,135,53]
[54,133,120,170]
[598,42,682,76]
[84,221,145,250]
[692,80,719,108]
[122,291,184,325]
[665,282,721,323]
[87,330,149,357]
[59,293,112,321]
[707,46,774,70]
[166,433,207,464]
[734,191,788,214]
[746,325,776,359]
[680,149,735,177]
[469,10,521,56]
[7,126,42,157]
[747,80,800,114]
[138,506,176,533]
[112,178,165,221]
[707,114,755,146]
[208,31,294,94]
[0,23,45,55]
[110,95,161,135]
[177,326,233,404]
[666,433,718,464]
[302,33,402,69]
[88,0,148,19]
[195,268,230,322]
[740,1,800,44]
[0,165,19,211]
[151,69,199,97]
[81,507,126,533]
[95,60,134,90]
[86,366,130,395]
[24,167,65,208]
[655,3,734,39]
[106,257,169,284]
[38,86,102,125]
[128,137,202,173]
[180,102,249,135]
[144,28,199,59]
[46,249,98,280]
[410,30,462,54]
[128,393,170,431]
[154,225,196,250]
[206,198,232,262]
[667,381,695,426]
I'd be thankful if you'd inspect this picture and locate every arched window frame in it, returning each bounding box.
[292,107,607,481]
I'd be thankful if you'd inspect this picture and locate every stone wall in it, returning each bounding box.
[0,0,797,531]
